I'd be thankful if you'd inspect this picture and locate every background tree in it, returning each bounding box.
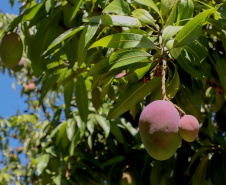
[0,0,226,184]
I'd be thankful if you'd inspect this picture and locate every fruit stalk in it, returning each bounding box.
[162,59,167,101]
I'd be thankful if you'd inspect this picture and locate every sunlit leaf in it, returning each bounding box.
[132,9,156,27]
[134,0,163,22]
[174,7,218,48]
[89,33,156,49]
[103,0,131,15]
[35,154,50,175]
[95,115,110,138]
[162,26,183,45]
[86,15,142,27]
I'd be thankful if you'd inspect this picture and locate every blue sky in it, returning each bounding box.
[0,1,28,170]
[0,1,26,118]
[0,0,22,15]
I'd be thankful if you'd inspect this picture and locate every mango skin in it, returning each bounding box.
[178,115,199,142]
[139,100,181,160]
[0,32,23,68]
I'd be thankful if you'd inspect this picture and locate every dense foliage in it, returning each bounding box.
[0,0,226,184]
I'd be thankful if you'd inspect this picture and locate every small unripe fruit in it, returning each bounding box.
[0,32,23,68]
[24,82,36,92]
[178,115,199,142]
[139,100,181,160]
[17,146,23,154]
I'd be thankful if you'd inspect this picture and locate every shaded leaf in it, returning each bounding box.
[64,80,74,118]
[101,156,125,168]
[166,67,180,99]
[177,51,205,80]
[88,50,150,76]
[214,52,226,93]
[108,77,162,119]
[110,122,124,143]
[75,76,89,123]
[43,26,85,55]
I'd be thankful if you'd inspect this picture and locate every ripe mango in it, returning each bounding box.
[0,32,23,68]
[178,115,199,142]
[139,100,181,160]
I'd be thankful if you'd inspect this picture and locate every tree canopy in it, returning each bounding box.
[0,0,226,184]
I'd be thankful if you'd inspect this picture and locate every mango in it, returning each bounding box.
[178,115,199,142]
[0,32,23,68]
[139,100,181,160]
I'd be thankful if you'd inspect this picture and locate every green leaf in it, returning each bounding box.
[110,122,124,143]
[86,15,142,27]
[162,26,183,45]
[75,76,89,123]
[7,3,45,32]
[43,26,85,55]
[177,51,205,80]
[132,9,156,27]
[165,0,180,27]
[166,67,180,99]
[77,26,88,67]
[66,119,76,141]
[117,63,152,84]
[186,147,213,174]
[184,40,208,64]
[178,0,194,22]
[134,0,163,22]
[91,86,102,110]
[95,115,110,138]
[110,50,151,70]
[85,24,99,47]
[88,50,150,76]
[210,151,226,185]
[67,0,83,24]
[64,80,74,118]
[214,52,226,93]
[35,154,50,175]
[108,76,162,119]
[160,0,176,19]
[191,156,209,185]
[45,0,53,13]
[39,75,60,104]
[101,156,125,168]
[103,0,131,15]
[165,40,181,58]
[69,130,82,156]
[173,8,218,48]
[89,33,156,49]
